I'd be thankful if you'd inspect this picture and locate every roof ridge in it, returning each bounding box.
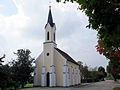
[55,48,79,65]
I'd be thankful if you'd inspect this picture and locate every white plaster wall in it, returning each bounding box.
[34,52,44,86]
[67,61,80,86]
[54,49,65,86]
[44,43,56,72]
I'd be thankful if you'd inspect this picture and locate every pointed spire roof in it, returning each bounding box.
[45,6,55,28]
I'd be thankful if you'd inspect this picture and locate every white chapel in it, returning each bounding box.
[34,6,81,87]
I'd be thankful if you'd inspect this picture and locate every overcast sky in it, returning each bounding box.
[0,0,108,68]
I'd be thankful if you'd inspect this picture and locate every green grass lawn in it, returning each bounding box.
[24,84,33,88]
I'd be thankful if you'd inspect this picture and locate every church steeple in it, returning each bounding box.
[44,6,56,44]
[47,6,55,27]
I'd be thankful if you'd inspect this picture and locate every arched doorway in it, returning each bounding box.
[46,72,50,87]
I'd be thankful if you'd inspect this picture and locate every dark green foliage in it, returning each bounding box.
[77,61,89,81]
[98,66,107,81]
[0,49,34,90]
[87,67,107,82]
[98,66,105,72]
[0,54,5,65]
[57,0,120,50]
[0,55,7,90]
[107,60,120,81]
[89,71,100,82]
[11,49,34,88]
[0,64,11,90]
[0,55,15,90]
[56,0,120,82]
[78,61,107,83]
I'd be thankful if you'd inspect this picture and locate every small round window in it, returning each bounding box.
[46,53,49,56]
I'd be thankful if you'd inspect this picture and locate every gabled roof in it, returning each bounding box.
[55,48,79,66]
[45,6,55,28]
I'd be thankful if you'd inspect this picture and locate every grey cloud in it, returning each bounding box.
[0,0,108,68]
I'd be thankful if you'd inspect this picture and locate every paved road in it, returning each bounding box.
[74,80,120,90]
[20,80,120,90]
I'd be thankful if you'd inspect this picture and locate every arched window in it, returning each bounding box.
[54,32,55,41]
[47,32,49,40]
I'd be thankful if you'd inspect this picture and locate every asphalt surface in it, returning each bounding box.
[20,80,120,90]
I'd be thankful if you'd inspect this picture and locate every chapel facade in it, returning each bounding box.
[34,6,81,87]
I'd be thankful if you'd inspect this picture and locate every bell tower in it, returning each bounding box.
[44,6,56,45]
[41,6,56,87]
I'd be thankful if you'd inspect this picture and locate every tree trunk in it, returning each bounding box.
[112,74,117,81]
[21,84,24,88]
[114,78,117,81]
[1,87,5,90]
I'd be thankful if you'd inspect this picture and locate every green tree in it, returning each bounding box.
[57,0,120,50]
[77,61,83,65]
[77,61,89,82]
[96,39,120,81]
[11,49,34,88]
[0,64,14,90]
[56,0,120,81]
[0,54,5,65]
[98,66,107,81]
[89,71,100,82]
[81,65,90,82]
[56,0,119,82]
[0,54,6,90]
[98,66,105,72]
[77,61,107,82]
[0,55,13,90]
[107,60,120,81]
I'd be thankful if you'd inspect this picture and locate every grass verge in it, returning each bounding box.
[24,84,33,88]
